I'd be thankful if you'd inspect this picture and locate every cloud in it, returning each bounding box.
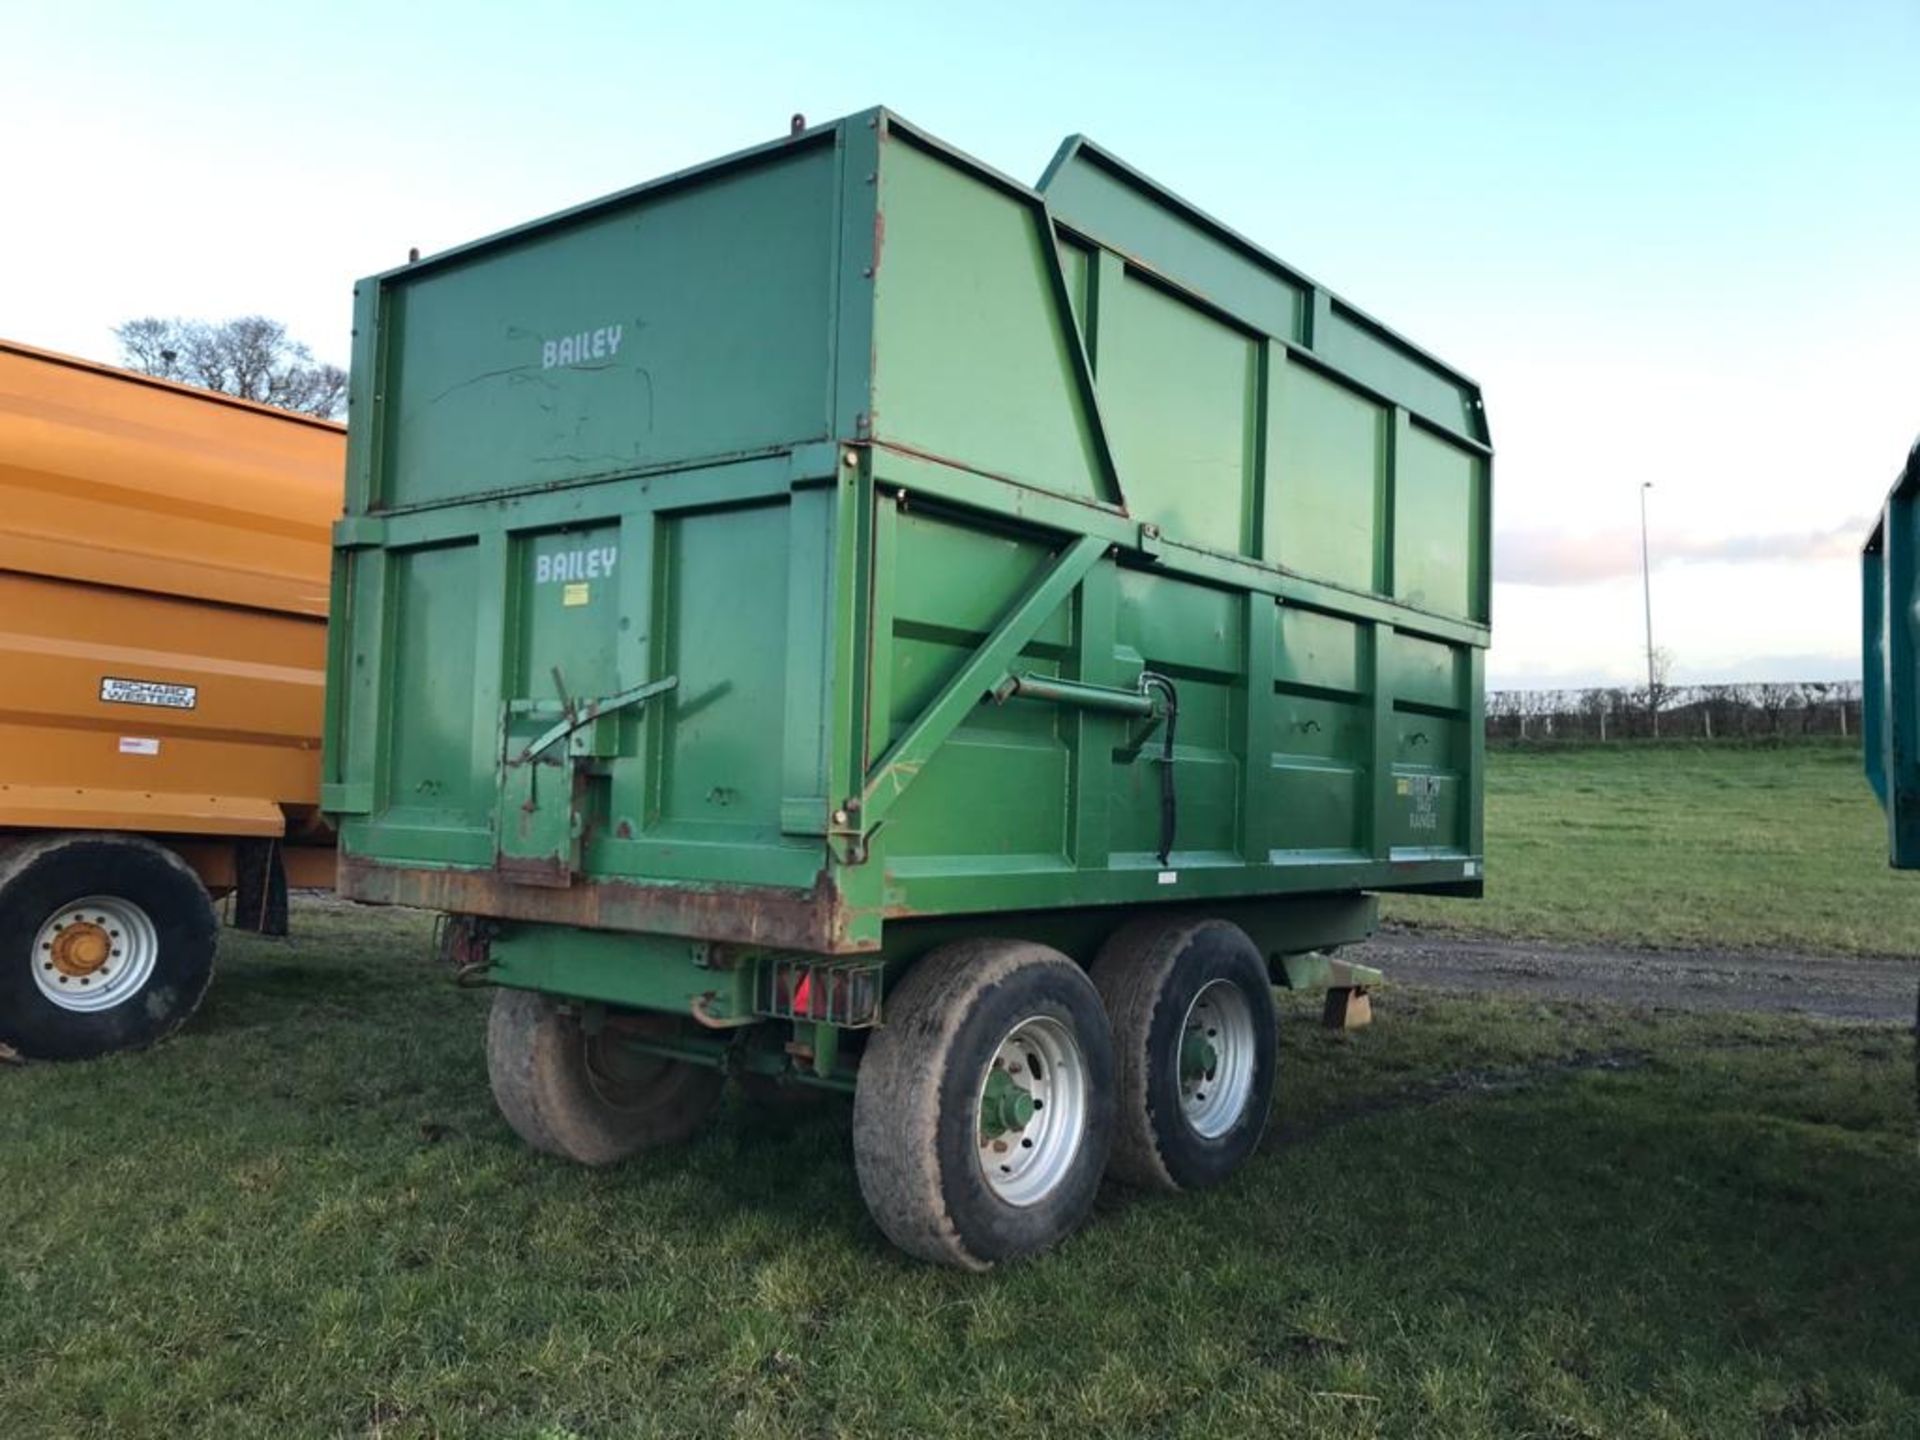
[1495,521,1867,586]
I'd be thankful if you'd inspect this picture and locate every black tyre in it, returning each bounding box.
[0,833,217,1061]
[852,939,1116,1270]
[1091,916,1277,1193]
[486,989,724,1165]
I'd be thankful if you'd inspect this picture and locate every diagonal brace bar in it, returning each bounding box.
[855,533,1109,832]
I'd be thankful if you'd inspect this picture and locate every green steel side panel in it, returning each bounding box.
[651,503,794,840]
[870,133,1115,504]
[1272,604,1369,858]
[1267,353,1388,593]
[871,498,1477,892]
[374,142,839,511]
[1110,567,1242,862]
[880,515,1073,870]
[1097,272,1260,555]
[386,542,486,831]
[1394,422,1487,622]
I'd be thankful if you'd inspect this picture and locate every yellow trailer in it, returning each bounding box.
[0,339,342,1059]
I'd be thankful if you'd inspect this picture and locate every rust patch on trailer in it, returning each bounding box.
[493,851,574,889]
[340,857,877,954]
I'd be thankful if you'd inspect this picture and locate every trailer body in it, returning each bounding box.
[325,111,1491,1264]
[327,113,1489,951]
[0,340,342,1059]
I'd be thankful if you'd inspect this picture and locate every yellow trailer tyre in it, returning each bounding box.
[0,833,218,1061]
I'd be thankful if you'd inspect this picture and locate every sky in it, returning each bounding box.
[4,1,1915,689]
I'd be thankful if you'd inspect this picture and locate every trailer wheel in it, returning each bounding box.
[0,833,217,1061]
[486,989,723,1165]
[1091,916,1277,1193]
[852,939,1115,1270]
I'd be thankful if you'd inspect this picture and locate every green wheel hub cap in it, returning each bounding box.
[1180,1030,1219,1084]
[979,1067,1038,1138]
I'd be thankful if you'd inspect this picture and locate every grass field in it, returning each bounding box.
[4,897,1917,1438]
[1386,740,1920,955]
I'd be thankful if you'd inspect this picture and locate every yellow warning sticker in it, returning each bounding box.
[563,582,590,608]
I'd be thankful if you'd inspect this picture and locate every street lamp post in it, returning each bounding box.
[1640,481,1657,737]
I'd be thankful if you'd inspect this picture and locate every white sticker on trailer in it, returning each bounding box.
[101,677,197,710]
[118,737,161,756]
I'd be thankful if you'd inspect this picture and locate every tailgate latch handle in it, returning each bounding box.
[515,675,679,764]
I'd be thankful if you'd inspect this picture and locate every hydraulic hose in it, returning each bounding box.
[1139,672,1179,867]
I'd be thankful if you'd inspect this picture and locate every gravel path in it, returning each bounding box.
[1352,928,1920,1024]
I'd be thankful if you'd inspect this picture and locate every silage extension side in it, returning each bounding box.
[324,110,1492,1267]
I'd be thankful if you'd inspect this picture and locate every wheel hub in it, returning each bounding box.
[49,920,113,978]
[979,1067,1038,1137]
[975,1017,1088,1208]
[1180,1030,1219,1084]
[31,896,159,1014]
[1178,979,1258,1139]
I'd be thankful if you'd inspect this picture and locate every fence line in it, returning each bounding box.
[1486,681,1861,743]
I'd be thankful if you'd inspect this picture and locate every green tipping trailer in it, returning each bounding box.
[324,109,1492,1268]
[1863,434,1920,865]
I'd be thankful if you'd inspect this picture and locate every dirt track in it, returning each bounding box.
[1353,927,1920,1025]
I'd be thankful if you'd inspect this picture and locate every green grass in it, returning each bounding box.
[1386,740,1920,955]
[4,902,1917,1438]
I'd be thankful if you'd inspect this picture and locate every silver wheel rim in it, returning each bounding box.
[976,1015,1089,1207]
[1179,979,1258,1139]
[30,895,161,1014]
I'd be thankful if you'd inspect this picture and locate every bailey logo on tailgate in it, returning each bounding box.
[101,677,197,710]
[540,323,624,370]
[534,547,617,585]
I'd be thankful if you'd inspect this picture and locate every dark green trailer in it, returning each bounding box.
[1863,433,1920,866]
[324,109,1492,1267]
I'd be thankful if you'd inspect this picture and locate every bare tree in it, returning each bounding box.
[115,316,346,419]
[1754,682,1801,738]
[1639,646,1676,736]
[1579,686,1614,742]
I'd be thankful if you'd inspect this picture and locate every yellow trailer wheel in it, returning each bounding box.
[0,833,217,1061]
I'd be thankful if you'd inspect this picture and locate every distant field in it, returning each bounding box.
[1386,740,1920,956]
[2,902,1916,1438]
